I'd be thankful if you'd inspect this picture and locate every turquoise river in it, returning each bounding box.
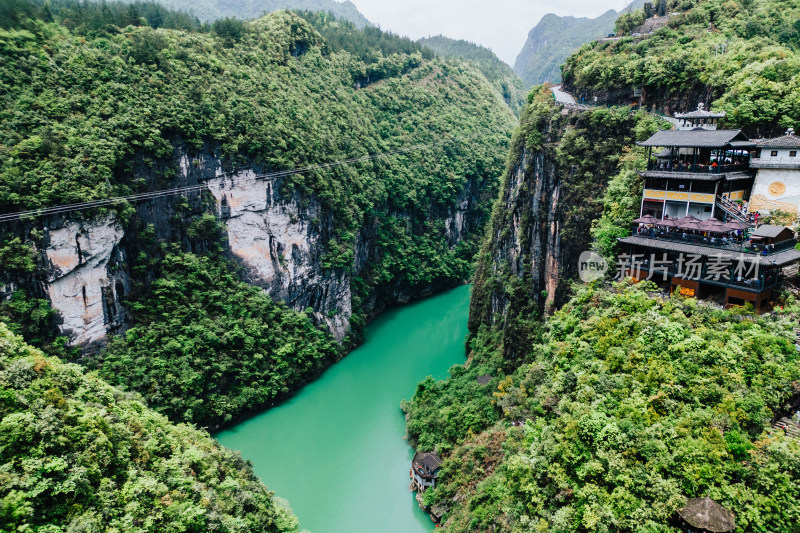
[216,285,471,533]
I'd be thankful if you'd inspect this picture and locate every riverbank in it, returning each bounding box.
[216,285,471,533]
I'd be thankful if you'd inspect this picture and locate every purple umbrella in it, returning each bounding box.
[699,217,726,233]
[633,214,660,224]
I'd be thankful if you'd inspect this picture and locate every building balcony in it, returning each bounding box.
[647,161,751,174]
[631,227,799,255]
[749,158,800,170]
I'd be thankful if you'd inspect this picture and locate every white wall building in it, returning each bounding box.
[748,128,800,214]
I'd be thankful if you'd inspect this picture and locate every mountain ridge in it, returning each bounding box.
[513,0,646,86]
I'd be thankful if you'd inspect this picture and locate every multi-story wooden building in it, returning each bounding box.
[618,107,800,310]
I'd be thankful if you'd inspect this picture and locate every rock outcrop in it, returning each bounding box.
[42,216,129,345]
[469,93,638,356]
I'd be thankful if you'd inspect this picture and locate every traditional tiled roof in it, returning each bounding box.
[751,225,795,239]
[674,103,726,120]
[756,132,800,149]
[639,171,753,182]
[638,129,753,148]
[619,236,800,267]
[413,452,443,475]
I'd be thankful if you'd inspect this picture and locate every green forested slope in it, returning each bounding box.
[405,283,800,531]
[563,0,800,131]
[418,35,527,115]
[132,0,370,26]
[0,8,512,263]
[0,322,300,533]
[87,247,341,429]
[404,1,800,530]
[0,5,513,433]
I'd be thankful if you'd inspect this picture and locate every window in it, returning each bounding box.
[791,151,797,157]
[771,150,779,157]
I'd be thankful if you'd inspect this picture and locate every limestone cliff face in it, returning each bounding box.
[2,140,489,347]
[42,216,129,345]
[207,170,352,341]
[469,94,637,355]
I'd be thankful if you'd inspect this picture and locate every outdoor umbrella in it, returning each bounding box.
[657,218,679,228]
[699,217,726,233]
[679,220,704,231]
[675,215,700,224]
[678,497,736,533]
[633,214,659,224]
[722,220,750,231]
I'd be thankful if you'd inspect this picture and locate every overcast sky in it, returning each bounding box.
[348,0,632,66]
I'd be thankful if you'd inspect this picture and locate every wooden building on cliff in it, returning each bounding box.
[619,104,800,311]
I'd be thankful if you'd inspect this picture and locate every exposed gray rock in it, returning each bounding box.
[43,216,129,345]
[207,171,352,341]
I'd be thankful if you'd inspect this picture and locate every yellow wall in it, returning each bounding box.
[643,189,714,203]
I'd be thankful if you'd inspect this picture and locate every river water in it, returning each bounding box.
[216,285,471,533]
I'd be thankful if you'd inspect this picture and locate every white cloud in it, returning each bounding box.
[347,0,632,65]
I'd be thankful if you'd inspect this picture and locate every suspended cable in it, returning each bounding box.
[0,135,463,223]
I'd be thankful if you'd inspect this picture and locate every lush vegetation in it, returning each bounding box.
[148,0,370,26]
[512,1,646,87]
[418,35,526,115]
[468,89,663,346]
[86,247,341,429]
[405,282,800,531]
[0,322,300,532]
[563,0,800,132]
[299,11,433,64]
[0,5,512,282]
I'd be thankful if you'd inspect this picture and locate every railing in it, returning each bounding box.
[646,161,750,174]
[749,158,800,170]
[631,228,797,254]
[714,195,750,224]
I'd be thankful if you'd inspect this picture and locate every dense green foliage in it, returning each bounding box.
[147,0,370,27]
[87,249,341,429]
[0,8,512,277]
[590,148,648,263]
[299,11,432,64]
[512,1,645,86]
[0,322,300,532]
[418,35,526,115]
[405,283,800,531]
[563,0,800,131]
[9,0,204,32]
[469,90,662,345]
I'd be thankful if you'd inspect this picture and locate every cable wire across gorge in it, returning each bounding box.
[0,136,464,223]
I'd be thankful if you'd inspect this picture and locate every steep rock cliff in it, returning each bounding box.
[0,11,514,350]
[469,91,639,357]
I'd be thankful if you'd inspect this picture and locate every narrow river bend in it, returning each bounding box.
[216,285,471,533]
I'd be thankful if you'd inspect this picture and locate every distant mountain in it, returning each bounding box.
[514,0,645,86]
[151,0,370,26]
[419,35,527,115]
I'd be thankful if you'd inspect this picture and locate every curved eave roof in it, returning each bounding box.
[756,135,800,149]
[638,129,753,148]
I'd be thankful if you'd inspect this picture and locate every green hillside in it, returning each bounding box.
[513,1,646,86]
[405,281,800,531]
[139,0,369,26]
[0,3,514,431]
[563,0,800,132]
[404,1,800,530]
[419,35,527,115]
[0,322,300,532]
